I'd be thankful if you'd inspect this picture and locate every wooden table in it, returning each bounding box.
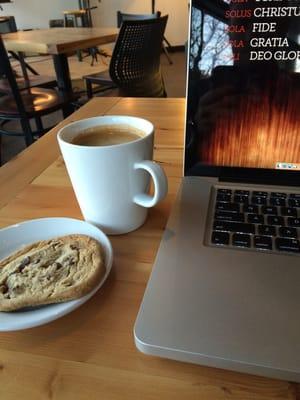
[3,28,118,105]
[0,98,299,399]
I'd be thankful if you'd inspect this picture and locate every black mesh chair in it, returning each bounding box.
[116,11,160,27]
[83,16,168,98]
[0,16,56,94]
[117,11,172,64]
[0,35,76,164]
[49,19,64,28]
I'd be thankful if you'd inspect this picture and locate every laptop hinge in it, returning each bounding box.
[219,175,269,185]
[219,173,299,187]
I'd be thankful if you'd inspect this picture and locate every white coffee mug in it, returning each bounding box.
[57,116,168,234]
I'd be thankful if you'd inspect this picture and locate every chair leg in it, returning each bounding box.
[9,51,40,75]
[20,118,34,146]
[162,43,173,65]
[90,49,98,67]
[86,79,93,99]
[74,17,83,62]
[35,116,44,135]
[77,50,83,62]
[0,134,2,166]
[18,52,29,80]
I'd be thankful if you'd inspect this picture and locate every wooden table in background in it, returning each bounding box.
[3,28,118,97]
[0,98,299,399]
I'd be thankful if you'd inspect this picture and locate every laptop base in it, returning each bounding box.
[134,176,300,383]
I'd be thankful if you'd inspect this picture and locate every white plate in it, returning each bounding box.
[0,218,113,332]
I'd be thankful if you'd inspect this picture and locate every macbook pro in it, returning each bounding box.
[134,0,300,382]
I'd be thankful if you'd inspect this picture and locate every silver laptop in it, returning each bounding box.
[134,0,300,383]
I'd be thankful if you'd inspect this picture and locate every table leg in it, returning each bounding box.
[53,53,74,117]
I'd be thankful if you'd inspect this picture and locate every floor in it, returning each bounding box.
[1,50,187,165]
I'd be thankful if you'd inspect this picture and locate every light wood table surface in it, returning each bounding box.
[3,27,118,55]
[0,97,299,400]
[3,27,118,110]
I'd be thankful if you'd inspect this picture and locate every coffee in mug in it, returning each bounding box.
[58,116,168,235]
[72,124,145,147]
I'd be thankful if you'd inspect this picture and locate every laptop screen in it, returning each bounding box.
[185,0,300,182]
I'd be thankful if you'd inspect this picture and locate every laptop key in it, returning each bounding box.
[213,221,255,234]
[248,214,264,224]
[234,194,249,204]
[253,191,268,198]
[254,235,273,250]
[261,206,277,215]
[216,193,231,202]
[244,204,259,213]
[270,197,286,206]
[279,227,298,238]
[216,202,240,212]
[235,190,250,196]
[271,192,287,199]
[289,194,300,200]
[232,233,251,248]
[267,215,284,226]
[287,217,300,227]
[275,238,300,253]
[211,231,229,245]
[288,198,300,207]
[258,225,276,236]
[280,207,297,217]
[251,196,267,205]
[214,211,244,222]
[217,189,232,195]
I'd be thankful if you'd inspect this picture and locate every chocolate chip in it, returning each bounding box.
[55,262,63,270]
[70,244,78,250]
[0,285,8,294]
[52,241,61,250]
[65,256,75,265]
[13,284,25,295]
[18,256,31,271]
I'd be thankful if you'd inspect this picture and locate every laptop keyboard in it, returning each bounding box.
[210,188,300,255]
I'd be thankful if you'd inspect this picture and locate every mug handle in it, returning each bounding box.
[133,160,168,208]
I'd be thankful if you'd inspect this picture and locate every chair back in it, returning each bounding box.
[116,11,161,28]
[0,16,31,80]
[49,19,64,28]
[0,35,27,116]
[0,16,17,33]
[110,16,168,97]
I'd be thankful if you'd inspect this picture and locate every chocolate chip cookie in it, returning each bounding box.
[0,234,105,311]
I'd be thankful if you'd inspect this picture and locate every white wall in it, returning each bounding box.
[92,0,189,46]
[0,0,189,45]
[0,0,75,30]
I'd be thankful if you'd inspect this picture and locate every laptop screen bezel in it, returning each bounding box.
[184,163,300,186]
[184,0,300,187]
